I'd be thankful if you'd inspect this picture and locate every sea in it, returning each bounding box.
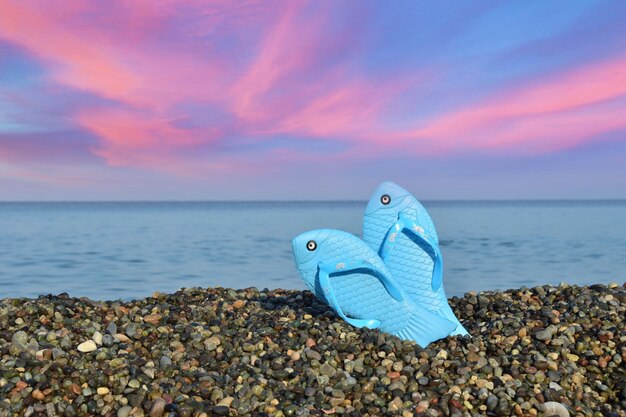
[1,201,625,300]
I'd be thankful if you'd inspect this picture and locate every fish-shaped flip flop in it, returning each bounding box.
[292,229,457,346]
[363,182,468,336]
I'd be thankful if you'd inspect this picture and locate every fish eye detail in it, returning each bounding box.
[306,240,317,251]
[380,194,391,205]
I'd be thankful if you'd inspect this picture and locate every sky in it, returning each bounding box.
[1,1,626,200]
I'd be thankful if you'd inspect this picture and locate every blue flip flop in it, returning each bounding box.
[292,229,456,346]
[363,182,468,336]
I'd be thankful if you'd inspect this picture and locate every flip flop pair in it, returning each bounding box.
[291,182,468,347]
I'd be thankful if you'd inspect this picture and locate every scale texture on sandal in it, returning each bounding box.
[363,182,468,336]
[291,229,456,346]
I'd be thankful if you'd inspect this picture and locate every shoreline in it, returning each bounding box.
[1,283,624,417]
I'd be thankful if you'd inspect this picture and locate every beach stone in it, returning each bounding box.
[144,314,162,325]
[160,355,172,367]
[117,406,132,417]
[102,334,114,347]
[77,340,97,352]
[320,363,336,377]
[106,322,117,335]
[125,323,138,337]
[542,401,570,417]
[217,397,234,407]
[415,401,429,413]
[388,396,403,412]
[92,331,103,346]
[212,406,230,416]
[304,348,321,361]
[204,336,221,351]
[149,398,166,417]
[496,399,512,416]
[0,283,623,417]
[113,333,130,343]
[142,366,156,379]
[32,389,45,400]
[535,329,553,341]
[128,393,144,407]
[12,331,29,345]
[273,370,289,380]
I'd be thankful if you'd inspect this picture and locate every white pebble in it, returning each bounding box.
[77,340,97,352]
[92,331,103,346]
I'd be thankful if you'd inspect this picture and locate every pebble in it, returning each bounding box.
[92,331,103,346]
[117,406,132,417]
[77,340,97,352]
[212,405,230,416]
[106,322,117,335]
[143,314,162,325]
[160,355,172,368]
[32,389,45,400]
[0,283,622,417]
[304,348,321,361]
[535,328,553,341]
[204,336,221,351]
[149,398,166,417]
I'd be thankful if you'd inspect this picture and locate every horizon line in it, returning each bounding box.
[1,198,626,204]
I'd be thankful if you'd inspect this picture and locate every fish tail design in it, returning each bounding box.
[396,304,457,347]
[436,302,469,336]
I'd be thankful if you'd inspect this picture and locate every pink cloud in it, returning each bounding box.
[0,3,141,101]
[230,1,308,122]
[75,108,221,170]
[392,55,626,154]
[0,0,417,170]
[2,0,625,182]
[269,75,420,139]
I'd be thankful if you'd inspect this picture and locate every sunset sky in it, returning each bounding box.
[1,1,626,200]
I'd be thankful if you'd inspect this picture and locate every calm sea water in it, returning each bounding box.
[1,201,625,300]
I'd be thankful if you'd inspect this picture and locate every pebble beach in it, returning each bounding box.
[1,283,624,417]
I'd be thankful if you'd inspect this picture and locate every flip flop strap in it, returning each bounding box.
[318,260,404,329]
[380,212,443,292]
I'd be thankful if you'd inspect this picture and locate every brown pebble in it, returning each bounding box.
[233,300,245,309]
[149,398,166,417]
[306,338,316,348]
[32,389,45,400]
[144,314,162,324]
[449,399,463,409]
[115,333,131,342]
[35,349,51,361]
[415,401,430,413]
